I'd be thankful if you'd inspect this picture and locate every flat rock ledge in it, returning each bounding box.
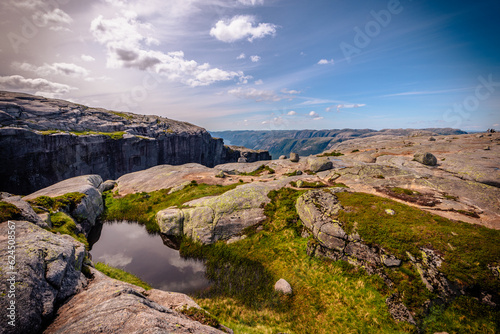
[45,269,228,334]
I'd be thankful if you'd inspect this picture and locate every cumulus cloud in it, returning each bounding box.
[250,55,261,62]
[287,110,297,116]
[237,53,246,59]
[254,79,263,85]
[81,55,95,62]
[14,62,90,78]
[33,8,72,28]
[318,58,334,65]
[9,1,73,31]
[210,15,277,43]
[90,12,243,87]
[309,111,319,117]
[0,75,74,96]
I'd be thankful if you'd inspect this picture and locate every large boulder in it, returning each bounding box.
[290,153,300,162]
[157,183,272,244]
[0,221,87,334]
[24,175,104,235]
[45,269,228,334]
[413,152,437,166]
[307,157,333,173]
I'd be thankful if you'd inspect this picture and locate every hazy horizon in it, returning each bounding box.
[1,0,499,132]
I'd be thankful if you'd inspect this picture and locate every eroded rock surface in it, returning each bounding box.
[44,269,228,334]
[24,175,104,235]
[0,221,87,334]
[0,91,269,195]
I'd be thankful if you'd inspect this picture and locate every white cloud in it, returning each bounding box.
[287,110,297,116]
[81,55,95,62]
[326,103,366,112]
[238,0,264,5]
[309,111,319,117]
[237,53,246,59]
[32,8,72,26]
[313,116,324,121]
[281,88,301,95]
[14,62,90,78]
[90,13,243,87]
[97,253,132,267]
[210,15,277,43]
[0,75,75,96]
[254,79,263,85]
[318,59,334,65]
[250,55,261,62]
[228,87,282,102]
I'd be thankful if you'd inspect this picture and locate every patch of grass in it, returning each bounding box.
[39,130,61,135]
[391,187,421,196]
[240,165,275,176]
[317,151,344,157]
[180,188,413,334]
[180,307,221,328]
[375,175,385,179]
[102,183,240,234]
[50,212,89,249]
[336,192,500,299]
[351,149,360,153]
[455,209,480,218]
[443,193,458,201]
[283,170,302,177]
[422,296,499,333]
[28,192,86,213]
[109,111,133,120]
[70,130,126,140]
[290,181,327,189]
[95,262,152,290]
[0,201,22,222]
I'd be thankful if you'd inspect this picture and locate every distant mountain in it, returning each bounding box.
[211,128,467,158]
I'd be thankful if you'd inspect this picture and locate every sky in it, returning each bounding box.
[0,0,499,132]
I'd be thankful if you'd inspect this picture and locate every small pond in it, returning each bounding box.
[89,221,210,294]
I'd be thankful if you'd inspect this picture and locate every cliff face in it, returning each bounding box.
[0,91,268,194]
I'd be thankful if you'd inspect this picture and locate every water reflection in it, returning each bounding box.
[89,220,210,294]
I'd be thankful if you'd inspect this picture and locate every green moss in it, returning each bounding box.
[351,149,360,153]
[109,111,133,120]
[0,201,22,222]
[28,192,86,212]
[70,131,126,140]
[240,165,275,176]
[94,262,152,290]
[422,296,499,333]
[317,151,344,157]
[443,193,458,201]
[50,212,89,249]
[39,130,61,135]
[102,183,240,234]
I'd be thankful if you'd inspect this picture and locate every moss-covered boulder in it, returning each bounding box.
[157,183,272,243]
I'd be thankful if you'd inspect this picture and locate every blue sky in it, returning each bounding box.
[0,0,499,131]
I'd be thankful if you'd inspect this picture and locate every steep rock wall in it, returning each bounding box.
[0,91,268,194]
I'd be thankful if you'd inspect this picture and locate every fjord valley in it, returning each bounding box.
[1,92,499,334]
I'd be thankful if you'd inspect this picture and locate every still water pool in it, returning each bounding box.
[89,221,210,294]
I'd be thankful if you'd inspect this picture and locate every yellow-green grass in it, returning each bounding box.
[27,192,86,213]
[180,188,413,333]
[94,262,152,290]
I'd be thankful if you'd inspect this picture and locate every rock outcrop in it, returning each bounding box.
[0,91,269,195]
[45,269,228,334]
[24,175,105,236]
[0,221,87,334]
[157,182,273,244]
